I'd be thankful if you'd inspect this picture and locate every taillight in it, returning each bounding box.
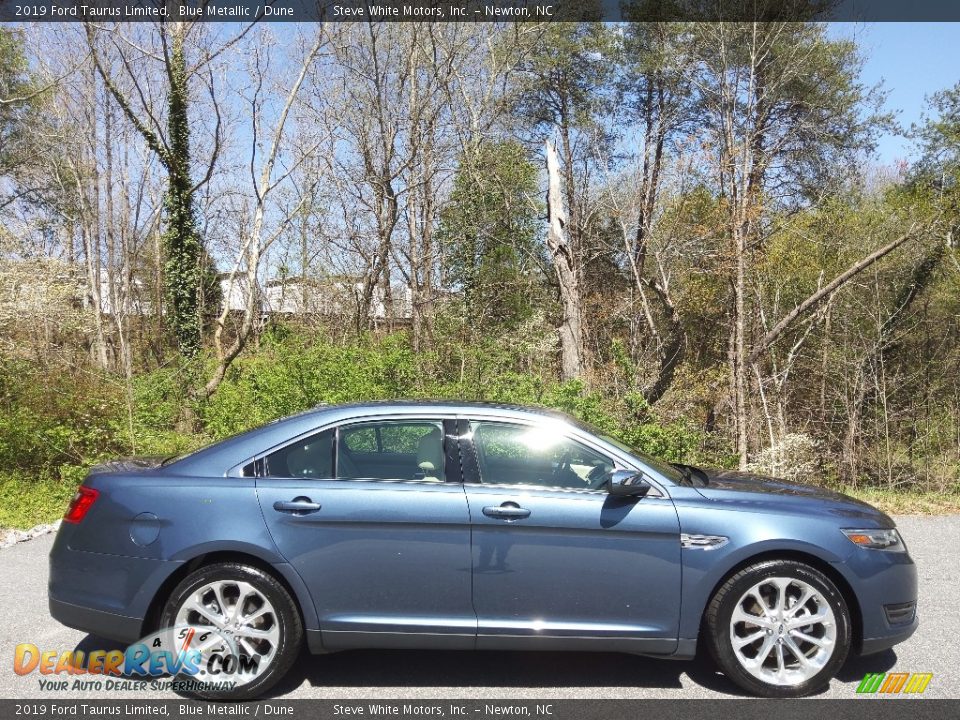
[63,486,99,524]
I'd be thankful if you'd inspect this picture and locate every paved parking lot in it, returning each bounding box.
[3,515,956,699]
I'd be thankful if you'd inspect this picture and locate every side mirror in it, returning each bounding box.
[608,469,653,497]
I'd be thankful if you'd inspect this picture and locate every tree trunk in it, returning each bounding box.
[640,281,685,405]
[87,15,206,359]
[202,32,323,400]
[631,55,680,406]
[161,22,204,358]
[733,222,749,468]
[83,62,109,370]
[545,139,583,381]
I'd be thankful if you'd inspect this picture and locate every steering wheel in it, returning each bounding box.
[587,463,614,490]
[552,450,574,485]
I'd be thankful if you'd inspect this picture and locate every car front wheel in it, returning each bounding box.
[705,559,851,697]
[159,562,303,700]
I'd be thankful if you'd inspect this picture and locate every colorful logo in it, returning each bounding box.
[14,625,255,680]
[856,672,933,694]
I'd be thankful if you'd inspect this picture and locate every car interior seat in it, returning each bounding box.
[335,438,360,478]
[285,442,321,477]
[416,426,445,481]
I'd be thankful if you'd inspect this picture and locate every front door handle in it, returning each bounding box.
[482,502,531,520]
[273,497,322,515]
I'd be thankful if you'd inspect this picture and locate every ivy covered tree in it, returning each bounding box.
[158,32,207,357]
[86,21,219,358]
[437,142,543,329]
[0,28,39,181]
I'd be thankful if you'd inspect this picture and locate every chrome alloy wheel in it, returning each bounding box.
[174,579,280,686]
[729,576,837,686]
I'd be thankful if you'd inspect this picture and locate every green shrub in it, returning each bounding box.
[0,330,711,528]
[0,360,126,472]
[202,333,422,438]
[199,333,705,462]
[0,471,76,529]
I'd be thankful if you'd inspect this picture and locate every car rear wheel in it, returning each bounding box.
[705,559,851,697]
[159,562,303,700]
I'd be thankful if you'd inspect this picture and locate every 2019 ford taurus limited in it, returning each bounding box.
[48,401,917,699]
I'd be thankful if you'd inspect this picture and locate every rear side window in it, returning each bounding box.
[342,426,377,452]
[264,429,334,479]
[337,421,446,481]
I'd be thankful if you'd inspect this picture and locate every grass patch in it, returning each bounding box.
[0,472,76,529]
[841,486,960,516]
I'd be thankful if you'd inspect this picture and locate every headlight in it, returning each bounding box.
[842,528,906,552]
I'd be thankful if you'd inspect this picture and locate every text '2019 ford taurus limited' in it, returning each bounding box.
[49,401,917,699]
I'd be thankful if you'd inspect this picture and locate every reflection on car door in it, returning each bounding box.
[256,417,475,650]
[461,419,682,654]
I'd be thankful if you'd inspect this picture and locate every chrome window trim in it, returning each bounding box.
[269,476,467,489]
[461,481,664,498]
[227,408,673,499]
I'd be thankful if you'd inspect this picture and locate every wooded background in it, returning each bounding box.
[1,18,959,526]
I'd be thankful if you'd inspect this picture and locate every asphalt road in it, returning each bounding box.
[3,515,957,700]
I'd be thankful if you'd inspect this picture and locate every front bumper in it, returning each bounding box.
[833,545,919,656]
[861,613,918,655]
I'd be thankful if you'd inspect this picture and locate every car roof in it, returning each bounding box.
[305,399,570,416]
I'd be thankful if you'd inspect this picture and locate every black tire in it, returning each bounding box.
[160,562,303,701]
[705,559,851,697]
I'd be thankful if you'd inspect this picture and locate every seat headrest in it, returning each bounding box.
[416,427,444,481]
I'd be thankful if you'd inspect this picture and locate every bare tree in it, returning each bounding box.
[204,29,325,399]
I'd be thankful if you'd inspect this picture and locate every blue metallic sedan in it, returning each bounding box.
[49,401,917,699]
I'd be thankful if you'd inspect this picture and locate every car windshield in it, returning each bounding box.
[566,419,686,484]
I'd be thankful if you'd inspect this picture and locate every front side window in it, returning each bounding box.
[470,421,614,490]
[264,429,334,478]
[337,420,447,481]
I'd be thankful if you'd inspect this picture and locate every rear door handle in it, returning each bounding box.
[273,497,322,515]
[482,503,531,520]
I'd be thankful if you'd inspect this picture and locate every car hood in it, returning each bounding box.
[88,456,169,475]
[692,468,894,526]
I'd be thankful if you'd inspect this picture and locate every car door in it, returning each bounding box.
[255,417,475,650]
[461,418,682,654]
